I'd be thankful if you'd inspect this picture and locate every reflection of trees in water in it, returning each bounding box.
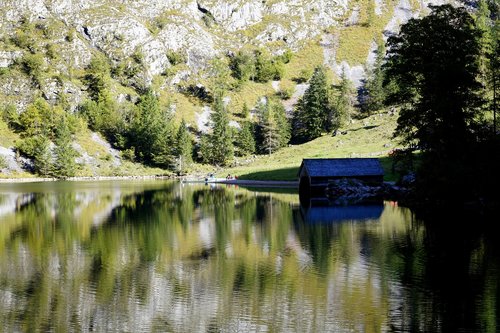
[0,184,498,332]
[385,212,500,333]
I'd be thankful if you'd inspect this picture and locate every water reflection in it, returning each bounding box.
[0,181,498,332]
[300,197,384,224]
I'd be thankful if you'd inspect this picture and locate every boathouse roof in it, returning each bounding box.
[299,158,384,178]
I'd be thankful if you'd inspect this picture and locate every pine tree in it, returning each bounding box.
[475,0,499,133]
[235,121,256,156]
[83,55,111,101]
[363,43,386,114]
[32,135,53,176]
[202,95,233,166]
[175,119,193,173]
[131,90,174,167]
[272,102,291,148]
[256,99,280,155]
[332,69,354,129]
[241,103,250,119]
[295,66,330,141]
[53,117,79,178]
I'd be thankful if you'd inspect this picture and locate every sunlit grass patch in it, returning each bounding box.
[220,112,400,181]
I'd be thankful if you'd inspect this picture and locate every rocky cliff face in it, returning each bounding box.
[0,0,453,109]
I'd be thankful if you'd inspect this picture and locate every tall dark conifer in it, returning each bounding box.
[53,117,79,178]
[363,43,386,114]
[175,119,193,173]
[201,95,233,166]
[294,66,330,141]
[236,121,256,156]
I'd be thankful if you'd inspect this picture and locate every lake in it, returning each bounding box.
[0,180,498,332]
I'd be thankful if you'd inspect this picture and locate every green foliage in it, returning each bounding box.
[19,98,55,137]
[277,80,295,100]
[254,49,285,82]
[11,19,38,51]
[362,42,386,114]
[230,49,256,82]
[45,43,59,60]
[384,4,494,203]
[241,103,250,119]
[385,4,484,155]
[53,117,80,178]
[174,119,193,173]
[166,50,187,66]
[207,58,235,96]
[278,49,294,64]
[129,90,175,167]
[20,53,45,86]
[200,95,233,166]
[121,148,135,162]
[79,91,126,147]
[293,66,331,141]
[66,28,76,42]
[295,68,313,83]
[332,69,355,129]
[256,98,290,155]
[230,48,287,84]
[0,155,7,170]
[83,55,111,101]
[235,121,256,156]
[1,104,20,130]
[16,135,53,176]
[475,0,500,132]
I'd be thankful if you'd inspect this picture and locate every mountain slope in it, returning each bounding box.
[0,0,450,176]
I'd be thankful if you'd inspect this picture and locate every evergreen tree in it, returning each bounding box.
[475,0,499,133]
[235,121,256,156]
[32,136,53,176]
[241,103,250,119]
[230,50,256,82]
[130,90,174,167]
[175,119,193,173]
[332,69,355,129]
[362,43,386,114]
[255,98,290,155]
[53,117,79,178]
[256,100,280,155]
[201,95,233,166]
[83,55,111,101]
[272,102,291,148]
[294,66,330,141]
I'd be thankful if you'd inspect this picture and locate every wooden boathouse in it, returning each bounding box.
[298,158,384,197]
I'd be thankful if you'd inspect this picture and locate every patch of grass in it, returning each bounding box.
[0,119,19,148]
[227,81,275,115]
[167,91,202,125]
[0,171,37,179]
[220,112,400,181]
[335,0,398,65]
[75,129,111,158]
[239,15,293,39]
[284,41,324,81]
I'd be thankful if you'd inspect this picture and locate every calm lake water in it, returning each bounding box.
[0,180,498,332]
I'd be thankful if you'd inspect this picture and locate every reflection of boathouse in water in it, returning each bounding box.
[300,197,384,224]
[298,158,384,197]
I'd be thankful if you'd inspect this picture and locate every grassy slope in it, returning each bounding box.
[217,112,401,181]
[0,120,19,148]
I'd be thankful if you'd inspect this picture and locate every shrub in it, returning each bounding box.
[166,50,186,66]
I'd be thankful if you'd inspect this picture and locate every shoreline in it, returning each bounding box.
[0,175,174,183]
[0,175,299,188]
